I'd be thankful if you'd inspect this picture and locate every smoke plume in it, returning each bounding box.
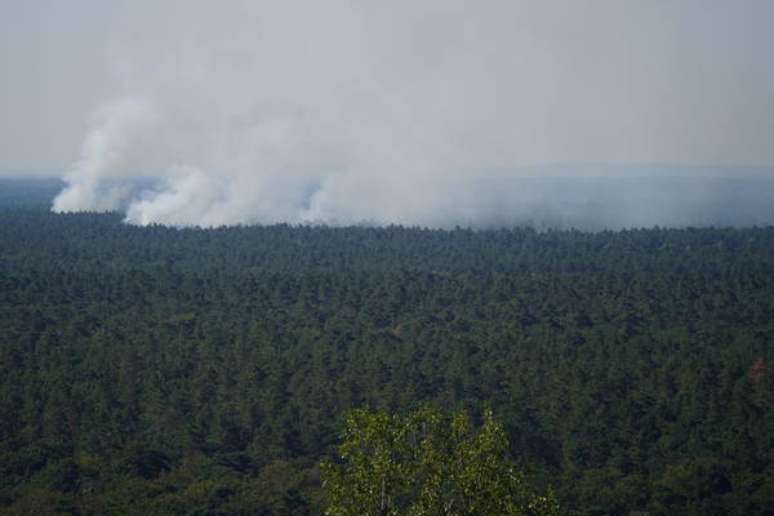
[52,0,774,228]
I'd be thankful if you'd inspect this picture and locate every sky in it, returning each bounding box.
[0,1,117,171]
[2,0,774,227]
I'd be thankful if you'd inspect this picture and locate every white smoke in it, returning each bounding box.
[53,97,161,212]
[52,0,774,228]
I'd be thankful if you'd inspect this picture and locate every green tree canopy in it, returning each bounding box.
[321,406,559,515]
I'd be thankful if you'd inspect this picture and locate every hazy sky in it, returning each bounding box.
[2,0,774,172]
[4,1,774,228]
[0,1,116,170]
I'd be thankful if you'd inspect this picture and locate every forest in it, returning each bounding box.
[0,182,772,514]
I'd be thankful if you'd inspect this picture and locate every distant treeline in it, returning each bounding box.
[0,209,772,514]
[0,178,64,208]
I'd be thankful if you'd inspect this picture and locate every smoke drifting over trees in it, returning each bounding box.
[51,0,774,228]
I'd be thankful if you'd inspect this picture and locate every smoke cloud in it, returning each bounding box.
[52,0,774,228]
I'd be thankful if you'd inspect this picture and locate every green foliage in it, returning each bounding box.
[321,406,559,515]
[0,207,773,513]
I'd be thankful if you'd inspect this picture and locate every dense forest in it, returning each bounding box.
[0,182,772,514]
